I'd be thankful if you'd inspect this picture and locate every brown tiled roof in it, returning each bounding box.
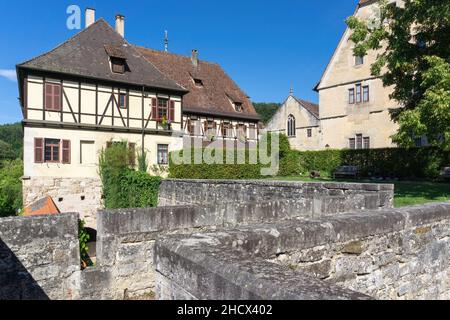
[292,96,319,118]
[136,47,260,121]
[359,0,378,6]
[23,196,60,217]
[17,19,185,92]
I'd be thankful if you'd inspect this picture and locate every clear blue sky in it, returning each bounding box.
[0,0,358,125]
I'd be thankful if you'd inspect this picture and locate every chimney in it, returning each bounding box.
[115,14,125,37]
[85,8,95,28]
[191,49,199,67]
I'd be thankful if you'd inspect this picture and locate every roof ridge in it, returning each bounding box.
[134,45,220,67]
[17,18,110,67]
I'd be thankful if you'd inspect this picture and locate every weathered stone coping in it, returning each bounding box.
[162,179,395,191]
[154,202,450,300]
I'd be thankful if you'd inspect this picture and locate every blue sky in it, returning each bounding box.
[0,0,358,125]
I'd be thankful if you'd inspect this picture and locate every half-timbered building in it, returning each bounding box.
[17,9,259,226]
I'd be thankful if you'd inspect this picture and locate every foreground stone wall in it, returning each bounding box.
[155,202,450,300]
[159,179,394,211]
[22,177,102,228]
[0,213,80,300]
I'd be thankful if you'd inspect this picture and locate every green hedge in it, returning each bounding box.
[297,147,450,179]
[169,148,263,180]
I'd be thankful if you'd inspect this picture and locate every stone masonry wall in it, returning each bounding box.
[159,179,394,210]
[23,177,102,228]
[0,213,80,300]
[155,202,450,300]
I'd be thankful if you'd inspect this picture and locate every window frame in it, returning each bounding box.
[157,98,169,120]
[111,57,126,74]
[157,144,169,165]
[119,93,127,109]
[355,84,362,103]
[307,129,312,138]
[44,138,61,163]
[349,138,356,150]
[363,86,370,102]
[363,137,370,149]
[287,115,296,137]
[355,55,364,66]
[356,134,363,150]
[44,83,62,111]
[348,88,355,104]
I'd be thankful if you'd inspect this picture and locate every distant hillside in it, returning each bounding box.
[0,123,23,160]
[253,103,280,124]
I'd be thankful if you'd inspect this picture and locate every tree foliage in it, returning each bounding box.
[0,159,23,217]
[253,102,280,124]
[0,122,23,160]
[346,0,450,148]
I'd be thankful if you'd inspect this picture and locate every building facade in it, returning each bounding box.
[315,0,403,150]
[264,94,320,151]
[266,0,404,152]
[17,9,259,227]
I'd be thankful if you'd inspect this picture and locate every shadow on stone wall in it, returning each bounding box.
[0,238,49,300]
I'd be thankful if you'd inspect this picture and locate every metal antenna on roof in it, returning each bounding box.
[164,30,169,52]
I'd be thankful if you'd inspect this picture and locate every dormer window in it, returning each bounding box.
[111,57,126,74]
[193,78,204,87]
[105,45,128,74]
[234,102,243,112]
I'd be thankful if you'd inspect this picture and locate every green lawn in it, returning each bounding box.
[268,176,450,208]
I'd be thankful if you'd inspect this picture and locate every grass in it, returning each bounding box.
[268,176,450,208]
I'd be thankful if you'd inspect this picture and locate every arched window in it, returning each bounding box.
[287,115,296,137]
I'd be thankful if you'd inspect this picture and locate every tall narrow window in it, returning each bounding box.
[363,137,370,149]
[221,122,232,137]
[363,86,370,102]
[45,83,61,111]
[349,138,356,150]
[119,93,127,109]
[157,98,168,120]
[249,124,257,140]
[287,115,296,137]
[355,84,362,103]
[44,139,61,163]
[34,138,44,163]
[237,124,247,140]
[356,134,363,149]
[349,88,355,104]
[62,140,71,164]
[355,56,364,66]
[157,144,169,165]
[307,129,312,138]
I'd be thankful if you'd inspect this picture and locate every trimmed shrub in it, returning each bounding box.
[297,147,450,180]
[279,151,304,176]
[169,148,263,180]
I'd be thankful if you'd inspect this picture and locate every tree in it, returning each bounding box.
[253,103,280,124]
[0,159,23,217]
[346,0,450,149]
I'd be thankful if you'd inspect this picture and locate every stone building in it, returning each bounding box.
[16,9,259,227]
[266,0,407,151]
[264,92,321,151]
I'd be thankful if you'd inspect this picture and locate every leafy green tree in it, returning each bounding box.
[253,103,280,124]
[346,0,450,148]
[0,123,23,159]
[0,159,23,217]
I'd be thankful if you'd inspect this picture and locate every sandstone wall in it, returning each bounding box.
[155,202,450,300]
[0,213,80,300]
[23,177,102,228]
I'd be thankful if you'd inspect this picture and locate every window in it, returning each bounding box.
[287,115,296,137]
[204,120,217,136]
[119,93,127,109]
[34,138,71,164]
[44,139,60,162]
[307,129,312,138]
[45,83,61,111]
[349,88,355,104]
[157,98,168,120]
[355,84,362,103]
[111,57,126,74]
[234,102,243,113]
[356,134,363,149]
[221,122,233,137]
[355,56,364,66]
[363,86,370,102]
[157,144,169,165]
[349,138,356,150]
[363,137,370,149]
[193,78,204,87]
